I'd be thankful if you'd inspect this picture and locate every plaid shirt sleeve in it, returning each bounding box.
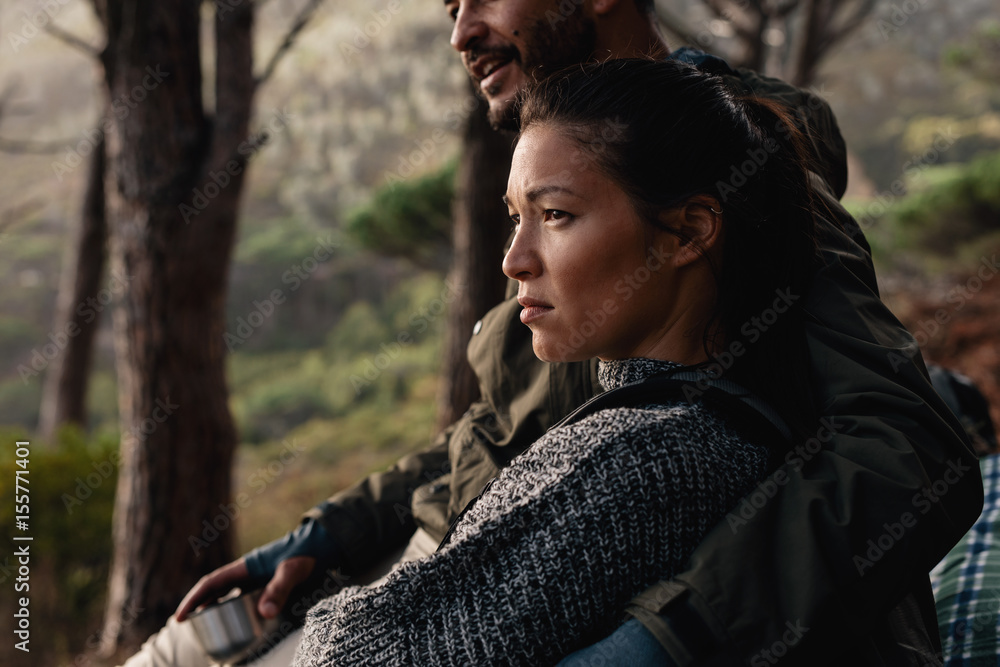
[933,454,1000,666]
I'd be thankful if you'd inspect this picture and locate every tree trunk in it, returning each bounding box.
[38,120,107,441]
[98,0,253,654]
[436,91,514,430]
[790,0,823,86]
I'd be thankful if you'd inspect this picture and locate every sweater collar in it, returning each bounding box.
[597,358,685,391]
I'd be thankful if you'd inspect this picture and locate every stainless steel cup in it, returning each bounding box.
[187,589,277,663]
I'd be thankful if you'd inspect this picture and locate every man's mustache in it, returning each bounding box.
[465,44,521,80]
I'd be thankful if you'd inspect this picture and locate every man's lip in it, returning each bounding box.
[467,49,516,85]
[479,60,512,91]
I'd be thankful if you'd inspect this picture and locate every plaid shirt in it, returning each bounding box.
[932,453,1000,666]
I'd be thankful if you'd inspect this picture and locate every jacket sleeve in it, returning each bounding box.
[302,430,452,575]
[631,179,984,665]
[292,407,769,667]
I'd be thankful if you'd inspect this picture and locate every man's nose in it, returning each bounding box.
[450,4,487,52]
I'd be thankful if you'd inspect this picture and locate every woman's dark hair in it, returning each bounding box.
[517,58,821,451]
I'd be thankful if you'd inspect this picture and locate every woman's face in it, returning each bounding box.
[502,123,685,363]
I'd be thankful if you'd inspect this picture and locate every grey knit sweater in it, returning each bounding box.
[293,358,770,666]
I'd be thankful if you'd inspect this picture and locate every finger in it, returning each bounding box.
[258,556,316,619]
[175,559,249,621]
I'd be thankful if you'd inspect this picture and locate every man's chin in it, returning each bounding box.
[479,67,525,130]
[486,98,519,131]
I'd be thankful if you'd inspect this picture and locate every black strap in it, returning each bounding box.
[439,370,791,552]
[554,370,793,450]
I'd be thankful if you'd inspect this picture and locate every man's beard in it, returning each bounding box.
[477,12,598,131]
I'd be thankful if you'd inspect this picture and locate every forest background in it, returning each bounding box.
[0,0,998,664]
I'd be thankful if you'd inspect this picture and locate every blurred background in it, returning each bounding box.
[0,0,997,664]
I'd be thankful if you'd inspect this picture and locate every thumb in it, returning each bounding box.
[258,555,316,619]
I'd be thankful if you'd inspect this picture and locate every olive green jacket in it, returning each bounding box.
[306,64,982,665]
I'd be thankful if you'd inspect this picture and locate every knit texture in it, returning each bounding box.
[292,358,770,666]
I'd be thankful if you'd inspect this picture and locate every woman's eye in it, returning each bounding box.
[544,209,570,222]
[509,213,520,227]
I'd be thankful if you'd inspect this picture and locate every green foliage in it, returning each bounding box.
[0,375,41,427]
[234,216,338,267]
[324,302,392,360]
[889,150,1000,256]
[0,426,118,661]
[943,20,1000,84]
[346,159,456,269]
[230,272,446,444]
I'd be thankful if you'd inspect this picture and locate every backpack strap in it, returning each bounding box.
[553,370,793,449]
[439,370,792,553]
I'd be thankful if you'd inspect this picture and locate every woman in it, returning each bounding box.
[293,58,821,666]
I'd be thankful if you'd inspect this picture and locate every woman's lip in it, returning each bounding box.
[520,305,553,324]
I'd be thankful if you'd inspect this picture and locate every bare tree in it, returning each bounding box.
[0,70,106,442]
[437,89,513,430]
[657,0,877,85]
[37,112,108,440]
[87,0,325,654]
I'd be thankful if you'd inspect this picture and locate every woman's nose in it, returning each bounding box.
[502,226,540,281]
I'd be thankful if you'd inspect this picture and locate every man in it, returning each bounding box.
[929,366,998,665]
[126,1,982,664]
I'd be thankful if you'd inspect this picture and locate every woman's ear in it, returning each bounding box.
[657,195,724,268]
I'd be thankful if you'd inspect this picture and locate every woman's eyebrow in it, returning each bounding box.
[525,185,579,202]
[504,185,581,208]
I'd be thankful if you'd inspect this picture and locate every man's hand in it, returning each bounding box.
[174,556,316,621]
[257,556,316,618]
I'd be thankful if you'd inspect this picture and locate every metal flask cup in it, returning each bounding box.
[187,589,279,663]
